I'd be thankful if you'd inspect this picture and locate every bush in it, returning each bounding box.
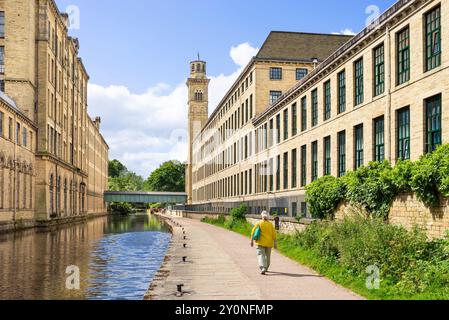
[343,161,397,219]
[230,204,248,221]
[411,144,449,206]
[293,216,449,296]
[392,160,414,193]
[306,176,345,219]
[110,202,133,215]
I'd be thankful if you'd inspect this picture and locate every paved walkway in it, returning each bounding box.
[146,216,363,300]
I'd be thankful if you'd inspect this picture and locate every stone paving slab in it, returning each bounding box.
[145,215,363,300]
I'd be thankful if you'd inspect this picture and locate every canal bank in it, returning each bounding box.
[0,214,171,300]
[145,214,362,300]
[0,212,110,234]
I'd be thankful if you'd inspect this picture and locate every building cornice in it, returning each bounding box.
[253,0,428,126]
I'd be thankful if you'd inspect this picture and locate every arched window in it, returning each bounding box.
[195,90,203,102]
[56,176,61,215]
[191,64,195,72]
[49,174,54,215]
[64,179,67,215]
[196,63,201,72]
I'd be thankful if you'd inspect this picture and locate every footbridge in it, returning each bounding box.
[104,191,188,204]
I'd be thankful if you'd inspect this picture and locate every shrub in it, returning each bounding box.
[306,176,345,219]
[411,145,449,206]
[392,160,414,193]
[230,204,248,221]
[293,216,449,296]
[343,161,397,219]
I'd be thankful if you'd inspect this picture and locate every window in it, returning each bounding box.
[397,107,410,160]
[270,67,282,80]
[269,119,274,147]
[0,111,3,137]
[354,58,364,105]
[22,127,27,147]
[354,124,364,169]
[425,6,441,71]
[283,152,289,190]
[312,141,318,182]
[338,131,346,177]
[194,90,203,101]
[0,80,4,92]
[0,12,4,38]
[301,203,308,218]
[292,149,297,189]
[324,81,331,120]
[374,116,385,162]
[16,122,20,145]
[301,145,307,187]
[276,114,281,144]
[338,71,346,114]
[270,91,282,104]
[292,103,297,136]
[301,97,307,131]
[296,68,308,80]
[397,27,410,85]
[292,202,298,217]
[374,44,385,96]
[276,155,281,191]
[426,94,442,153]
[0,46,4,74]
[311,89,318,127]
[8,117,12,140]
[269,158,274,191]
[283,109,288,140]
[324,136,331,176]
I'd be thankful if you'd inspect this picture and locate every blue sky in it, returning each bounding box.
[55,0,396,177]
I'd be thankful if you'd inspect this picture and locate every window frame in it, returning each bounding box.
[425,6,441,72]
[311,89,318,127]
[397,107,410,160]
[397,26,410,85]
[354,58,364,106]
[338,70,346,114]
[373,44,385,96]
[354,124,364,169]
[338,131,346,177]
[425,94,442,153]
[374,116,385,162]
[269,67,283,80]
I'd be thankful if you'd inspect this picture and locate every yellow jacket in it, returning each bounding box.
[251,220,277,248]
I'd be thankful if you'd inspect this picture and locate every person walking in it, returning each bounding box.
[250,211,277,275]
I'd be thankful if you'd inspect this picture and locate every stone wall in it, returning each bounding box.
[165,210,309,235]
[334,193,449,239]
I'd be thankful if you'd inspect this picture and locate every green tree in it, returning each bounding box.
[109,172,144,191]
[108,159,127,178]
[144,160,186,192]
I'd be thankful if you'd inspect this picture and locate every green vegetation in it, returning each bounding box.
[143,160,186,192]
[306,144,449,219]
[202,214,449,300]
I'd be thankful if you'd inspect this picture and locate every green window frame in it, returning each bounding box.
[292,149,297,189]
[269,119,274,147]
[374,44,385,96]
[283,152,289,190]
[397,27,410,85]
[292,103,297,136]
[338,70,346,114]
[324,81,331,121]
[324,136,331,176]
[269,158,274,191]
[276,155,281,191]
[312,141,318,182]
[301,97,307,131]
[283,109,289,141]
[374,116,385,162]
[338,131,346,177]
[425,6,441,72]
[312,89,318,127]
[301,145,307,187]
[354,124,364,169]
[426,94,442,153]
[354,58,364,106]
[397,107,410,160]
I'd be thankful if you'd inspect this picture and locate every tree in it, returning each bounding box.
[109,172,144,191]
[144,160,186,192]
[109,159,127,178]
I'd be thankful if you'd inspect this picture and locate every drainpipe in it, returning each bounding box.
[385,26,393,163]
[12,113,17,224]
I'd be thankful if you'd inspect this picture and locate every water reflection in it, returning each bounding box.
[0,215,171,300]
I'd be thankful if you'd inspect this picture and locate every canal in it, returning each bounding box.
[0,215,171,300]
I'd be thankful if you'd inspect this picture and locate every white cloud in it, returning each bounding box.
[88,42,259,178]
[332,28,357,36]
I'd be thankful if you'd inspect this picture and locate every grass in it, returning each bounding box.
[202,216,449,300]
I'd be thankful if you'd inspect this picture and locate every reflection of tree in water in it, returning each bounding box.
[106,215,168,234]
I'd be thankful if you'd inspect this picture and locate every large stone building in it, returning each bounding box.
[187,0,448,217]
[0,0,108,230]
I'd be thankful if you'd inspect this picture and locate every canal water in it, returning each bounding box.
[0,215,171,300]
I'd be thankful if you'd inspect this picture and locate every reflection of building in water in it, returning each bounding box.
[0,0,109,230]
[0,217,109,300]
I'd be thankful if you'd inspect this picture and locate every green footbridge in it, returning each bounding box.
[104,191,187,204]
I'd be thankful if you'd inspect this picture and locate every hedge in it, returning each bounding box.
[306,144,449,220]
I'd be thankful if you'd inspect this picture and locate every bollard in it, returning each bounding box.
[183,243,187,248]
[182,256,187,262]
[183,236,187,240]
